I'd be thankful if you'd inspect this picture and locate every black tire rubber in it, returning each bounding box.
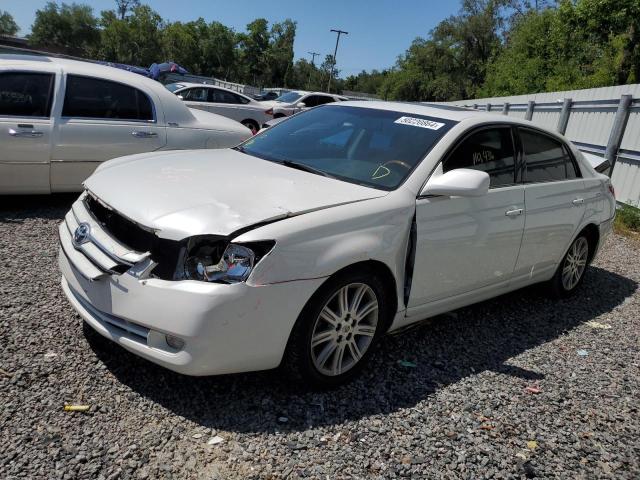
[282,268,392,389]
[548,233,590,298]
[241,120,259,133]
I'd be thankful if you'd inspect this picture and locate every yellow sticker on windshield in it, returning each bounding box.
[394,116,445,130]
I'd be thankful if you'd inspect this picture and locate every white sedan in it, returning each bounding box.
[59,102,615,387]
[168,82,272,133]
[264,90,348,118]
[0,55,251,194]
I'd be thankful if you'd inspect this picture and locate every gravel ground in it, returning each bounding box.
[1,194,639,480]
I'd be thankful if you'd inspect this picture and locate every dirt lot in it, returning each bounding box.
[1,194,639,479]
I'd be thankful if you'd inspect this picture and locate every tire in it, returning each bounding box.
[241,120,258,134]
[283,268,391,388]
[549,234,590,298]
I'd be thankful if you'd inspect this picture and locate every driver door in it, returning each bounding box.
[407,126,525,314]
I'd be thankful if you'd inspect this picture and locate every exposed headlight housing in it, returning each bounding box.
[182,238,274,283]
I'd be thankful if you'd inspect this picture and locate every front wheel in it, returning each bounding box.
[549,234,590,297]
[283,269,390,388]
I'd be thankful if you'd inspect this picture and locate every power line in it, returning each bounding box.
[307,51,321,89]
[327,29,348,93]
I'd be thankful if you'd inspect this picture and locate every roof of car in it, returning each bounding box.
[335,100,531,124]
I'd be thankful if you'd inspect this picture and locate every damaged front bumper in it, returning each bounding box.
[58,195,325,376]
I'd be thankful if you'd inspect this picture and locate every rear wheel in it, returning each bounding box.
[549,234,590,297]
[241,119,258,134]
[284,269,390,388]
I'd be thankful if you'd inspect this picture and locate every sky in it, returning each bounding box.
[7,0,461,76]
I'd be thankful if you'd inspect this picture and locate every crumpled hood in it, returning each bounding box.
[84,149,386,240]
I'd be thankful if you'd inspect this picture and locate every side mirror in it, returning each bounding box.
[421,168,490,197]
[296,102,306,108]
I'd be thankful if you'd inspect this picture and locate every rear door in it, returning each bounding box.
[409,126,525,308]
[510,128,586,286]
[52,74,166,191]
[0,70,56,194]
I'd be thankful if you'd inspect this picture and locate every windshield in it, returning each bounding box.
[238,105,457,190]
[275,91,302,103]
[165,83,186,92]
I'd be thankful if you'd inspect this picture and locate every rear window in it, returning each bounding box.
[520,129,579,182]
[62,75,154,121]
[0,72,54,117]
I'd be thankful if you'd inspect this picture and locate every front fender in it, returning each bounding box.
[234,192,415,306]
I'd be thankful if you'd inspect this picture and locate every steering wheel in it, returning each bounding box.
[371,160,412,181]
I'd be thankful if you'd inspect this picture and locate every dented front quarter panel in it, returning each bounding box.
[235,189,416,315]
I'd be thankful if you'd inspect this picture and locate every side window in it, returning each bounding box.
[62,75,154,121]
[0,72,54,117]
[303,96,319,107]
[316,96,336,106]
[520,129,579,182]
[443,127,516,188]
[233,93,250,104]
[211,89,241,104]
[181,88,208,102]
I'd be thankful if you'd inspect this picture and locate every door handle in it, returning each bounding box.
[8,128,44,138]
[131,131,158,138]
[572,198,584,206]
[505,208,523,217]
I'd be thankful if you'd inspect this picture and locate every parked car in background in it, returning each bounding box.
[0,55,251,194]
[264,90,348,117]
[59,102,615,387]
[261,115,288,130]
[253,91,280,101]
[168,82,272,133]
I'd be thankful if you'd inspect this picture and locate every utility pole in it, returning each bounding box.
[307,51,320,89]
[327,29,348,93]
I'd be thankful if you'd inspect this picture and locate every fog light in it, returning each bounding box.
[165,334,185,350]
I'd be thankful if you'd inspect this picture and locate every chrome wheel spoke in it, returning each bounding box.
[337,286,350,317]
[355,300,378,321]
[354,324,376,337]
[562,237,589,291]
[319,306,340,326]
[331,343,347,375]
[316,341,337,369]
[312,329,335,348]
[348,340,362,362]
[350,284,367,314]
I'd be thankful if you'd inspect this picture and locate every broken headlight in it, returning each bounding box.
[183,238,274,283]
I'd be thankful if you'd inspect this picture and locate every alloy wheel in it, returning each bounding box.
[310,283,379,376]
[561,236,589,291]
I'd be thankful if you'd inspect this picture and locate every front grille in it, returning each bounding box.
[84,195,184,279]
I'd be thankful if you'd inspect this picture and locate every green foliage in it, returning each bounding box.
[615,204,640,233]
[0,10,19,36]
[29,2,100,56]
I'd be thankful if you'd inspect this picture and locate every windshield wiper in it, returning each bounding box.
[281,160,330,178]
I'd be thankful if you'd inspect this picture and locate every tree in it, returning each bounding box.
[29,2,100,56]
[99,5,163,66]
[0,10,19,36]
[237,19,271,86]
[268,20,296,87]
[114,0,140,20]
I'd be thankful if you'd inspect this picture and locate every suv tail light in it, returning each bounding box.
[608,183,615,198]
[265,108,273,115]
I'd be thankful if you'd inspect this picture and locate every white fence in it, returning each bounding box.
[449,85,640,207]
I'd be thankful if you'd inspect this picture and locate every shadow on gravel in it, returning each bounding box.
[85,265,637,433]
[0,194,77,222]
